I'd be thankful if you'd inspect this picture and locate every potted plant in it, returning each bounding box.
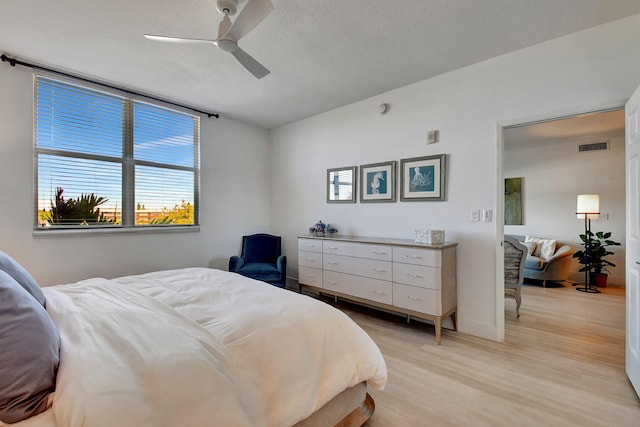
[572,231,621,287]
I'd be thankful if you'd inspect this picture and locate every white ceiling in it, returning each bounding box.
[1,1,639,129]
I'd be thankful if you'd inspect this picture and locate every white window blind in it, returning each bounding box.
[35,75,200,230]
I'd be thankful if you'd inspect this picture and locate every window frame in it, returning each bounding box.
[33,73,201,234]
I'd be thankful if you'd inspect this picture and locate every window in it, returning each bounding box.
[35,75,200,231]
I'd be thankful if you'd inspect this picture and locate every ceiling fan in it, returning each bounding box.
[144,0,274,79]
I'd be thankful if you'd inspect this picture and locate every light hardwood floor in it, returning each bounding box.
[325,282,640,426]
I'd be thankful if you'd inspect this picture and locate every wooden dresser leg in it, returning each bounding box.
[451,311,458,331]
[435,317,442,345]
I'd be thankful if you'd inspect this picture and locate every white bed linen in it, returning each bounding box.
[21,268,386,427]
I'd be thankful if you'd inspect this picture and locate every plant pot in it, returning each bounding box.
[589,272,608,287]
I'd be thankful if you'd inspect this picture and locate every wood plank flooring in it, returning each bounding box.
[324,282,640,426]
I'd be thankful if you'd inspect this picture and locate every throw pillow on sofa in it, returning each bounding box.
[523,241,537,256]
[524,235,557,260]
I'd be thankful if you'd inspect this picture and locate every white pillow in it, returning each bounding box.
[523,241,536,256]
[525,235,557,260]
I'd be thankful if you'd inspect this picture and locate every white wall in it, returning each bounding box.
[505,134,626,285]
[0,64,271,286]
[269,14,640,341]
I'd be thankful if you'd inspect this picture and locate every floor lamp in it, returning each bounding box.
[576,194,601,293]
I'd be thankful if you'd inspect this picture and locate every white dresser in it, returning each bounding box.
[297,236,457,344]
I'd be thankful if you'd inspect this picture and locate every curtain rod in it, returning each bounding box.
[1,53,220,119]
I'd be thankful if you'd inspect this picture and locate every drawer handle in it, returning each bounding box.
[305,245,317,248]
[373,250,387,255]
[304,258,316,262]
[373,268,387,272]
[406,295,422,301]
[328,280,337,285]
[305,274,315,278]
[374,290,387,295]
[327,246,339,250]
[406,273,423,278]
[406,255,423,259]
[328,261,338,265]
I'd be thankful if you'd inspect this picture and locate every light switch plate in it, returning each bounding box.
[482,209,493,222]
[471,209,480,222]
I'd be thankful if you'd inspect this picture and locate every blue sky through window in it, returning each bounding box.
[134,102,195,168]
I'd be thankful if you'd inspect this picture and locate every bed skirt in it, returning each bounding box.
[294,382,374,427]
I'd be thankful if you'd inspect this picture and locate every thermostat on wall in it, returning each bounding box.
[427,130,439,144]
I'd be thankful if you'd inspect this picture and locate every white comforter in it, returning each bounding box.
[21,268,387,427]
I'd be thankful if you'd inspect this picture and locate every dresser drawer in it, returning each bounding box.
[298,266,323,288]
[298,238,323,253]
[393,283,442,315]
[323,241,392,261]
[393,262,441,290]
[323,271,392,305]
[323,254,392,281]
[393,246,441,267]
[298,250,322,269]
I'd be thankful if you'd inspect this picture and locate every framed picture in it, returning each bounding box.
[327,166,357,203]
[400,154,446,201]
[505,177,523,225]
[360,161,396,203]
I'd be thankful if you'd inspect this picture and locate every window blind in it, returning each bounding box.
[35,75,200,230]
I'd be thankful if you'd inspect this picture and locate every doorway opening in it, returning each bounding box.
[500,107,626,320]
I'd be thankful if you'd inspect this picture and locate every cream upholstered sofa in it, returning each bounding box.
[507,235,574,287]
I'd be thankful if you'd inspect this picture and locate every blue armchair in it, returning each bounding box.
[229,234,287,288]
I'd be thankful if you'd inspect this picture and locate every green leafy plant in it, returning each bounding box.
[49,187,112,225]
[572,231,621,275]
[150,200,194,225]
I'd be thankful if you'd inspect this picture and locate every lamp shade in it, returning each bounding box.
[576,194,600,219]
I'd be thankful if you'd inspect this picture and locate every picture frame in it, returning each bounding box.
[360,161,396,203]
[505,177,523,225]
[327,166,357,203]
[400,154,446,201]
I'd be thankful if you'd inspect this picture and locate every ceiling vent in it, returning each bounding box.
[578,141,609,153]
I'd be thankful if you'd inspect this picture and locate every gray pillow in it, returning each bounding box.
[0,250,46,307]
[0,270,60,424]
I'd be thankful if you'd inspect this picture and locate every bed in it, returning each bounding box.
[0,262,387,427]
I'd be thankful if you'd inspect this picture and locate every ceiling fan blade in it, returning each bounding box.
[226,0,274,41]
[217,14,232,39]
[144,34,217,45]
[231,47,270,79]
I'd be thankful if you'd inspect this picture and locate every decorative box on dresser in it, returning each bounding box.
[297,235,457,344]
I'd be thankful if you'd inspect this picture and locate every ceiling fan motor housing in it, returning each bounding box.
[217,39,238,52]
[217,0,237,15]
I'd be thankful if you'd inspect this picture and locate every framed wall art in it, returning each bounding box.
[360,161,396,203]
[504,177,523,225]
[327,166,357,203]
[400,154,446,201]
